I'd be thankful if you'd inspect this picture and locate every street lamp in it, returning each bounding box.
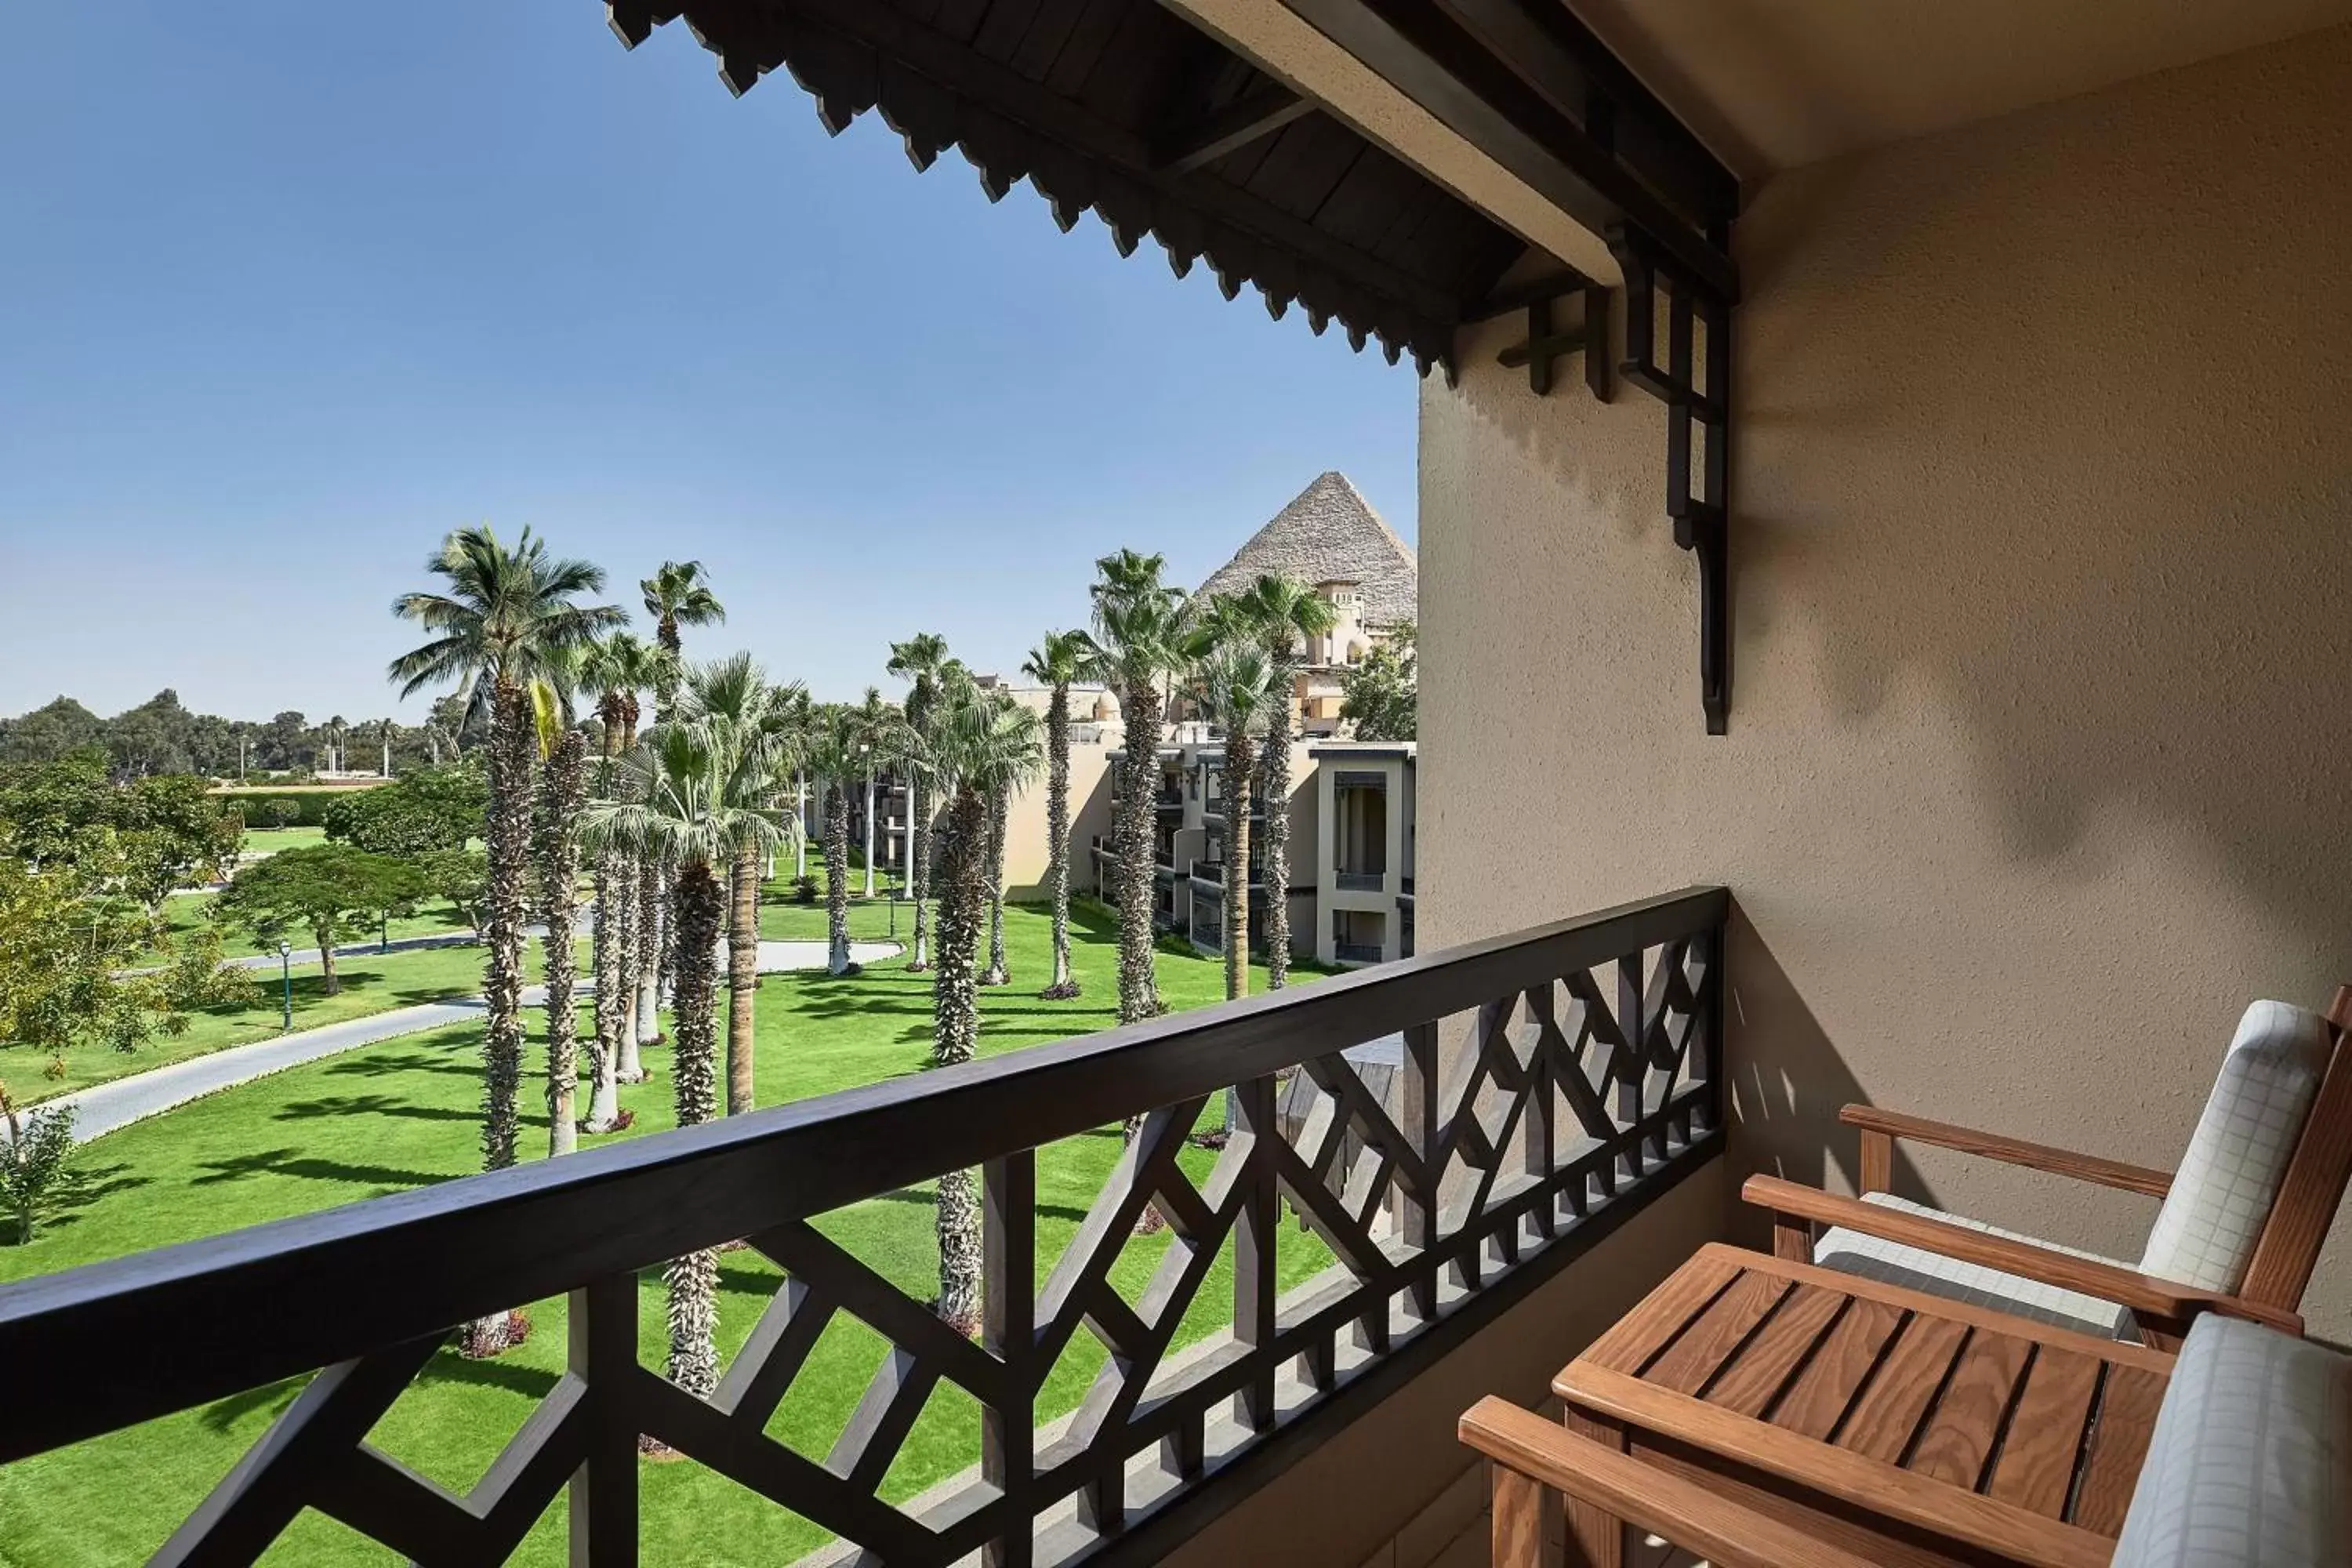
[278,941,293,1032]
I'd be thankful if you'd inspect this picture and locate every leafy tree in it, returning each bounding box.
[260,799,301,829]
[0,1087,75,1245]
[0,750,240,906]
[412,847,489,933]
[389,524,623,1352]
[215,845,427,996]
[1022,631,1090,999]
[321,763,486,856]
[0,851,250,1058]
[586,716,790,1401]
[1339,624,1417,741]
[1224,574,1338,988]
[922,685,1041,1334]
[255,710,311,771]
[0,697,103,765]
[1079,550,1194,1024]
[886,633,954,972]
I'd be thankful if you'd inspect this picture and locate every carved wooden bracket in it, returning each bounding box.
[1467,270,1613,401]
[1610,227,1732,735]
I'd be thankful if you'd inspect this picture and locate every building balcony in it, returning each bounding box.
[0,889,1729,1568]
[1334,940,1385,964]
[1335,868,1386,893]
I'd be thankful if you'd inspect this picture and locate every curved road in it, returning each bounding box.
[35,938,904,1145]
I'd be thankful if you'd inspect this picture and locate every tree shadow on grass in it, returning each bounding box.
[274,1093,474,1125]
[200,1377,303,1435]
[412,1348,562,1400]
[3,1161,151,1238]
[866,1185,1090,1224]
[322,1049,479,1081]
[193,1148,461,1190]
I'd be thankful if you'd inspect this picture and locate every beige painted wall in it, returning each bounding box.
[1421,27,2352,1342]
[1003,735,1116,900]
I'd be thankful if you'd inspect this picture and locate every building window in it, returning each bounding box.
[1333,772,1387,891]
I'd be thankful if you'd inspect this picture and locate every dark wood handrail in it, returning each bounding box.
[0,885,1727,1465]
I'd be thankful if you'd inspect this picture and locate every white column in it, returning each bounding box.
[795,772,808,878]
[862,773,877,897]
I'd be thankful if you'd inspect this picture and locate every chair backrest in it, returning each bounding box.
[2135,992,2344,1300]
[2237,985,2352,1308]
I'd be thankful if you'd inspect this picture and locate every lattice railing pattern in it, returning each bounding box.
[2,891,1727,1568]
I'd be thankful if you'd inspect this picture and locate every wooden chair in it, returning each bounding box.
[1747,985,2352,1345]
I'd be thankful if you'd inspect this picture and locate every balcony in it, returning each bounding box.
[1335,869,1386,893]
[0,889,1727,1568]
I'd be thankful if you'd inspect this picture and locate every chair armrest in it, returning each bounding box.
[1742,1176,2303,1338]
[1459,1397,1882,1568]
[1839,1105,2173,1197]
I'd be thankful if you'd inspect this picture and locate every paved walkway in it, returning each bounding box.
[34,938,903,1144]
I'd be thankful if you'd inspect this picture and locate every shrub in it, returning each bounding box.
[792,874,818,905]
[261,799,302,829]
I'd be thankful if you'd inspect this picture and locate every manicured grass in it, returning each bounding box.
[151,891,477,963]
[234,826,326,856]
[15,941,580,1104]
[0,906,1326,1566]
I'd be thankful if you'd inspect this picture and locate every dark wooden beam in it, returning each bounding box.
[1156,85,1317,175]
[1462,267,1597,321]
[1271,0,1738,299]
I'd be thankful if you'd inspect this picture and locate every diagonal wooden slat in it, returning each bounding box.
[716,1276,833,1425]
[753,1221,1006,1403]
[827,1346,939,1495]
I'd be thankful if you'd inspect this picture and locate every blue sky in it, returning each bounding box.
[0,1,1418,720]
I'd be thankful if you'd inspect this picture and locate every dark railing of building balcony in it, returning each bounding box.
[0,887,1728,1568]
[1335,869,1386,892]
[1334,941,1386,964]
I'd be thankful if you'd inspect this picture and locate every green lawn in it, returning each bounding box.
[0,906,1327,1566]
[16,941,581,1104]
[234,826,326,856]
[153,891,477,963]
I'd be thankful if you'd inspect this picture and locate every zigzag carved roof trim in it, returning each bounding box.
[607,0,1524,377]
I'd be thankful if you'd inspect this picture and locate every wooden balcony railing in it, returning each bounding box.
[0,887,1729,1568]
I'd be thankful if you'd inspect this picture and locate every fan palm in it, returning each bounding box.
[1022,631,1090,999]
[681,655,803,1115]
[887,633,955,970]
[1227,574,1338,988]
[1189,641,1277,1001]
[640,561,725,698]
[583,717,789,1399]
[388,531,620,1149]
[848,688,902,898]
[1082,550,1192,1024]
[535,725,590,1156]
[800,701,876,976]
[924,687,1043,1334]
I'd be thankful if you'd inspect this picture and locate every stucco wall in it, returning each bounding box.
[1002,735,1115,900]
[1421,28,2352,1341]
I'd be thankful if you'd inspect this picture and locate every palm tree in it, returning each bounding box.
[887,633,954,971]
[1190,641,1277,1001]
[848,688,900,898]
[800,702,873,977]
[1228,574,1338,989]
[1082,550,1192,1024]
[681,655,801,1116]
[924,687,1043,1334]
[390,525,622,1359]
[979,688,1018,987]
[583,717,788,1400]
[578,633,661,1128]
[640,561,726,691]
[1022,631,1089,999]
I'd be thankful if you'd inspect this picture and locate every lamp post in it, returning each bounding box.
[278,941,293,1032]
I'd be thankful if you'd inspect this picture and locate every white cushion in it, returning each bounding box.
[2111,1314,2352,1567]
[1813,1192,2133,1341]
[2137,999,2332,1294]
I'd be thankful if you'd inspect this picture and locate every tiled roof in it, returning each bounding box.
[1197,472,1418,628]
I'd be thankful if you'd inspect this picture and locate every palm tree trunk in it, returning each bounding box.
[826,782,852,975]
[1224,730,1251,1004]
[727,837,760,1115]
[665,858,726,1397]
[1113,681,1164,1024]
[794,774,808,880]
[931,787,990,1334]
[540,731,587,1158]
[982,782,1009,985]
[626,854,660,1072]
[1044,684,1076,998]
[908,776,931,971]
[586,837,629,1131]
[863,772,877,898]
[462,677,535,1359]
[1260,684,1295,990]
